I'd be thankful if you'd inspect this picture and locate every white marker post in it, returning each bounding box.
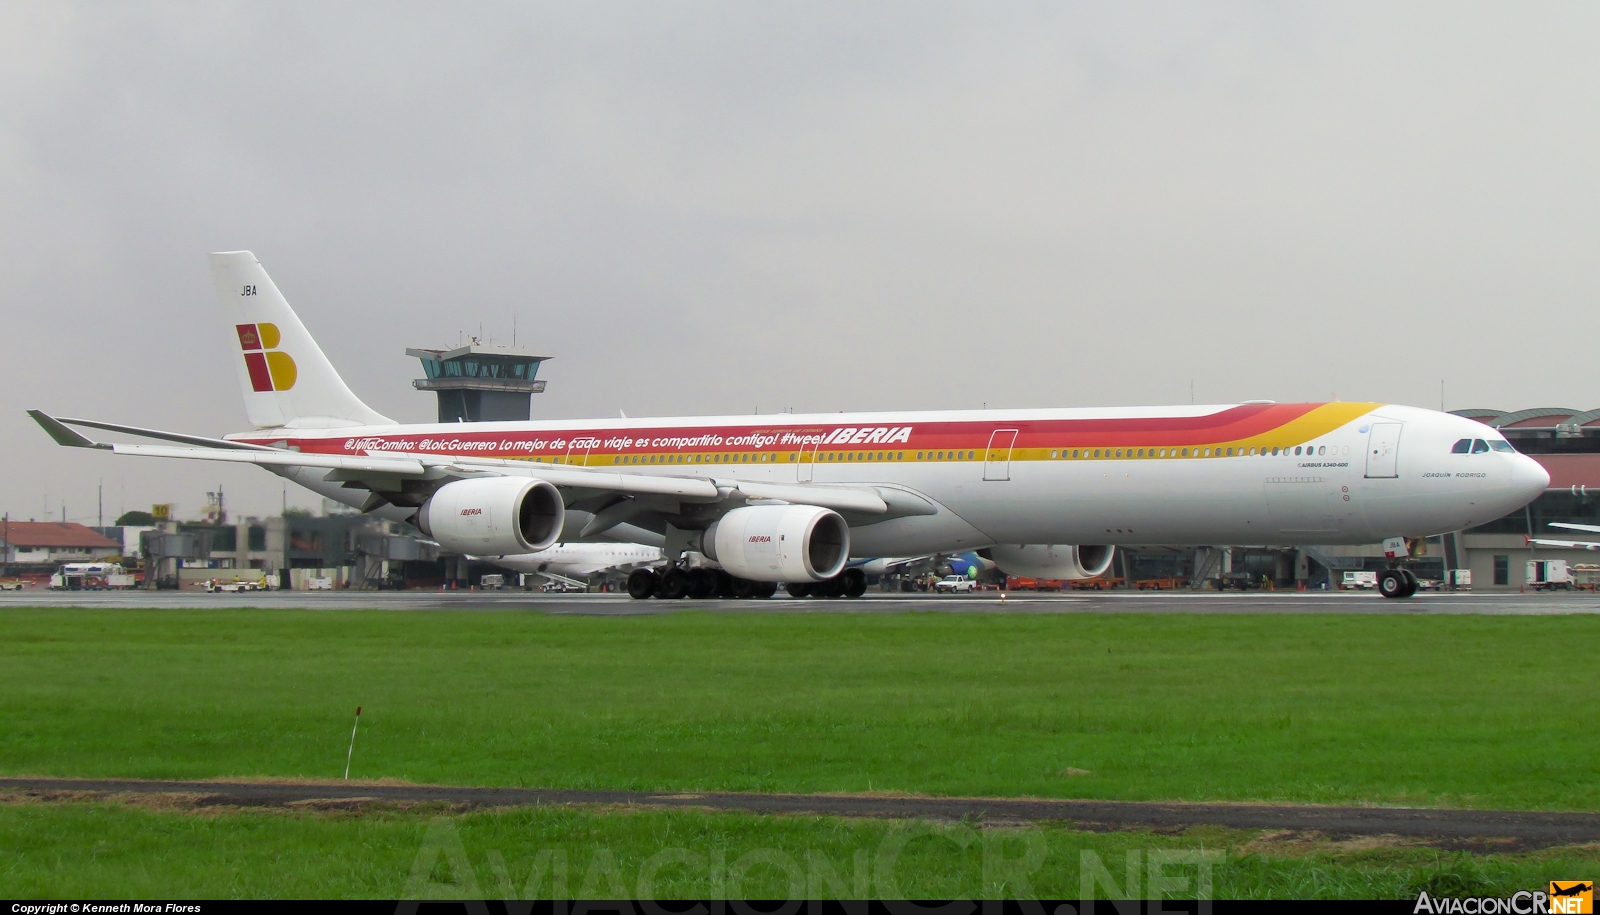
[344,706,362,780]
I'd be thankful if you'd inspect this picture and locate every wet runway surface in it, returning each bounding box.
[2,777,1592,850]
[2,587,1597,614]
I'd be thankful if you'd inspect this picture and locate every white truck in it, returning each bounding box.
[1341,570,1377,590]
[51,563,136,590]
[933,574,978,593]
[201,577,265,593]
[1526,559,1572,591]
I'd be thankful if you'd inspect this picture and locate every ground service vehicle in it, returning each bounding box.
[51,563,136,590]
[201,578,265,592]
[934,574,977,593]
[1526,559,1572,591]
[1343,570,1378,590]
[29,252,1550,601]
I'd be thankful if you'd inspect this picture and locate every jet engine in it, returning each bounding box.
[987,544,1115,580]
[702,504,850,583]
[414,477,565,555]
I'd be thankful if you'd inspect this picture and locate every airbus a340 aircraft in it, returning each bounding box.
[31,252,1549,600]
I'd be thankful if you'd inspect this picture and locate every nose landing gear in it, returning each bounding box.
[1377,568,1418,599]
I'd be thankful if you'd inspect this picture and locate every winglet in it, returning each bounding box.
[28,410,111,449]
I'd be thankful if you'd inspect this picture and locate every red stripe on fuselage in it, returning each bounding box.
[238,404,1332,458]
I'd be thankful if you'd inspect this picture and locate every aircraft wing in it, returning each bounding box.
[1528,538,1600,550]
[34,411,723,498]
[1549,522,1600,534]
[29,411,901,530]
[53,416,280,451]
[1528,522,1600,551]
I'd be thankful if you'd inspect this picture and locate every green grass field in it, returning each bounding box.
[2,608,1595,807]
[1,607,1596,898]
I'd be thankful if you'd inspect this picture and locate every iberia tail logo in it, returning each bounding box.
[236,323,297,392]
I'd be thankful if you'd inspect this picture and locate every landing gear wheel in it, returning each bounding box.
[1377,569,1412,599]
[626,568,658,600]
[785,582,813,598]
[687,568,719,600]
[714,570,736,600]
[1399,568,1419,598]
[752,580,778,599]
[840,568,868,598]
[813,576,843,599]
[731,577,760,599]
[657,568,690,600]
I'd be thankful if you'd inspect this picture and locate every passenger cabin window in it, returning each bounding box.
[1451,439,1472,454]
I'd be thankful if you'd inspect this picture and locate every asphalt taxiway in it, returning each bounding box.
[2,777,1592,850]
[1,588,1595,614]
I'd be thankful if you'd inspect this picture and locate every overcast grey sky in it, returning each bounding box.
[3,3,1597,522]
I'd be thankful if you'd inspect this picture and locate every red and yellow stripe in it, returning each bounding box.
[247,402,1379,466]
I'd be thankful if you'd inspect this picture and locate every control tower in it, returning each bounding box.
[407,342,551,423]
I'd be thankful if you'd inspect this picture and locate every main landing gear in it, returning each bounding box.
[783,567,868,599]
[626,567,778,601]
[1377,568,1419,599]
[624,566,867,600]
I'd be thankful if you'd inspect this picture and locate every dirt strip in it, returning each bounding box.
[3,777,1596,851]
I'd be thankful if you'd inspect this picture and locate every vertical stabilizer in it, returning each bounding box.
[209,251,392,429]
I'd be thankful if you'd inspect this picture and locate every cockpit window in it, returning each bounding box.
[1451,439,1472,454]
[1472,439,1490,454]
[1489,440,1516,453]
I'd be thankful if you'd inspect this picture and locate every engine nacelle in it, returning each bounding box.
[702,505,849,582]
[987,544,1115,580]
[415,477,565,555]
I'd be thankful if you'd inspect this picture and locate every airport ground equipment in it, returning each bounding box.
[933,574,978,592]
[1526,559,1573,591]
[50,562,137,590]
[1343,570,1378,590]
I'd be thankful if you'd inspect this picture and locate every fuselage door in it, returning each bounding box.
[564,439,592,467]
[1364,423,1403,479]
[984,429,1020,481]
[797,441,817,482]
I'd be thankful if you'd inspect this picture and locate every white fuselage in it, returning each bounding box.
[247,401,1549,556]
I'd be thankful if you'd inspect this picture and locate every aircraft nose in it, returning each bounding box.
[1512,454,1550,497]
